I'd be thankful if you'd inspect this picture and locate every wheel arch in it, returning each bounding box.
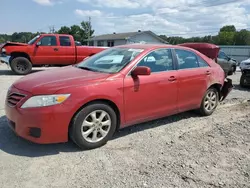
[208,83,222,99]
[68,98,121,135]
[9,52,32,63]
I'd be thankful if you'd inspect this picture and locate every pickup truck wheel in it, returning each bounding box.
[199,88,219,116]
[10,57,32,75]
[69,103,117,150]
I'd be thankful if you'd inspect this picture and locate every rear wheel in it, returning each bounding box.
[69,103,117,150]
[10,57,32,75]
[199,88,219,116]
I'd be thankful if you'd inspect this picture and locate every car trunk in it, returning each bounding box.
[178,43,220,62]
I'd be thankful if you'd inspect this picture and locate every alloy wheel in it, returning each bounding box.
[81,110,111,143]
[204,91,217,112]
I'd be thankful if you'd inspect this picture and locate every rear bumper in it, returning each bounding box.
[219,78,234,101]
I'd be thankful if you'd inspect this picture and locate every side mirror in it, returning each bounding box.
[36,41,41,46]
[131,66,151,77]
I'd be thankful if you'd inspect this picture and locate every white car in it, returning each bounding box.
[240,58,250,70]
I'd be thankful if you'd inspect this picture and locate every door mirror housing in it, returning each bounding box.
[36,41,41,46]
[131,66,151,77]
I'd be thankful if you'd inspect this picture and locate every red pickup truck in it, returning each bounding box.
[0,34,107,75]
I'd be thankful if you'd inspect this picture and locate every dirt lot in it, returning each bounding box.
[0,65,249,188]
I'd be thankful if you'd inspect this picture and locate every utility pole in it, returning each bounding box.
[49,25,55,33]
[87,16,91,45]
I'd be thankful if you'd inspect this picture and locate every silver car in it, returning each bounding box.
[217,51,237,76]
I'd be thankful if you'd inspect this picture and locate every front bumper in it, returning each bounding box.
[240,63,250,70]
[0,55,10,65]
[4,86,74,144]
[240,70,250,86]
[219,78,234,101]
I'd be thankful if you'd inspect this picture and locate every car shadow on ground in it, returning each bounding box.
[0,69,44,76]
[233,84,250,92]
[0,111,200,158]
[0,115,80,157]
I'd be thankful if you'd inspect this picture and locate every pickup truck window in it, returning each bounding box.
[28,35,40,45]
[59,36,71,46]
[39,36,57,46]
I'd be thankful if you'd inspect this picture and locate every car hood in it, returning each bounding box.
[242,58,250,63]
[13,66,111,95]
[2,42,28,47]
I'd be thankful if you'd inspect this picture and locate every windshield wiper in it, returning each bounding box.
[77,66,98,72]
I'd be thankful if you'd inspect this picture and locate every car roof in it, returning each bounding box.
[115,43,175,50]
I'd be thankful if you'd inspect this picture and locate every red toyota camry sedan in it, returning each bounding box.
[5,44,233,149]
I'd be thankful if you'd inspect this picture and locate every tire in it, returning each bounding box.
[69,103,117,150]
[227,69,233,76]
[232,66,236,73]
[240,74,246,88]
[228,66,236,75]
[199,87,219,116]
[10,57,32,75]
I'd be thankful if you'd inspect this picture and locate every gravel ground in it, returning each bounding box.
[0,64,249,188]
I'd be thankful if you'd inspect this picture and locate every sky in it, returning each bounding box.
[1,0,250,37]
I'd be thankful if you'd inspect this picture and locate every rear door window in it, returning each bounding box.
[175,49,199,69]
[59,36,71,46]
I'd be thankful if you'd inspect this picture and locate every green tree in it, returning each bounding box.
[81,21,94,41]
[57,26,71,34]
[70,25,83,42]
[218,31,235,45]
[220,25,236,32]
[234,29,250,45]
[56,20,95,44]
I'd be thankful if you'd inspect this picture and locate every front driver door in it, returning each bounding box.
[123,48,178,126]
[32,35,60,65]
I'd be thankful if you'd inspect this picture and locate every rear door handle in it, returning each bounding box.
[54,48,59,51]
[168,76,177,82]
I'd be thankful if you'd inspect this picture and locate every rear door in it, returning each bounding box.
[32,35,60,65]
[173,48,211,112]
[56,36,76,65]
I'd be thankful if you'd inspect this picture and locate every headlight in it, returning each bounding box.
[21,94,71,108]
[1,48,6,53]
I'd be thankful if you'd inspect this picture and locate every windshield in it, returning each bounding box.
[28,35,40,45]
[76,47,144,73]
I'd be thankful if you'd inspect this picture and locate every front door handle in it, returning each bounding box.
[205,70,211,75]
[54,48,59,51]
[168,76,177,82]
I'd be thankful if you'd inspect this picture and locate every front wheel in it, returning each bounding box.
[199,88,219,116]
[240,74,247,88]
[69,103,117,150]
[10,57,32,75]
